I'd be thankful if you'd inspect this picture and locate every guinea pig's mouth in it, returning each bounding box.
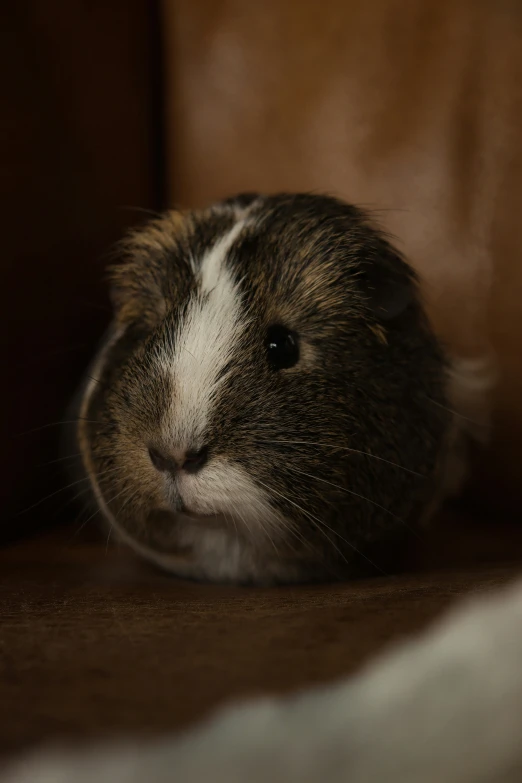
[148,507,221,526]
[140,507,225,552]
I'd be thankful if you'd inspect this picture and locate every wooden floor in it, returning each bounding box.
[1,512,522,758]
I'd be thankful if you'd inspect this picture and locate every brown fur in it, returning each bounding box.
[75,194,452,585]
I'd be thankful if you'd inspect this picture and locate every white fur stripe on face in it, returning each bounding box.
[160,220,246,449]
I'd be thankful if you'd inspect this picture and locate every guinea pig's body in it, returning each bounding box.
[76,193,459,584]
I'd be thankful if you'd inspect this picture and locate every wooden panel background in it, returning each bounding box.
[161,0,522,516]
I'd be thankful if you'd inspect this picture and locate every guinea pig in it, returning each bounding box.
[74,192,457,585]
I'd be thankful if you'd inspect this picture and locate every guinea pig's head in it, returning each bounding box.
[76,193,451,584]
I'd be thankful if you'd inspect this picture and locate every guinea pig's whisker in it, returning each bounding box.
[60,482,98,511]
[15,418,104,438]
[15,467,118,517]
[117,204,163,219]
[72,484,138,540]
[251,491,319,557]
[424,396,480,425]
[93,465,123,480]
[288,466,401,521]
[233,507,251,536]
[71,501,111,542]
[286,465,421,540]
[105,524,114,555]
[259,519,280,557]
[240,507,281,556]
[69,478,135,542]
[258,494,341,576]
[252,478,320,557]
[71,509,101,540]
[41,485,98,544]
[115,486,142,517]
[67,493,113,543]
[256,440,424,478]
[275,513,320,559]
[104,486,138,513]
[236,503,271,548]
[223,511,239,539]
[255,479,386,575]
[38,452,84,468]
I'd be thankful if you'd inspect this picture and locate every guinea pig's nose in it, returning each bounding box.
[181,446,209,474]
[148,445,208,475]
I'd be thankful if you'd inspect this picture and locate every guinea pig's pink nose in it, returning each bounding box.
[148,445,208,475]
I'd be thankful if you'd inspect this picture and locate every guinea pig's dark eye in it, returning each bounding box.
[265,325,300,370]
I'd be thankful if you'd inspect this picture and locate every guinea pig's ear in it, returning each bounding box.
[357,247,416,321]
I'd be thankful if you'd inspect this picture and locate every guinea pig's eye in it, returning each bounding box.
[265,325,300,370]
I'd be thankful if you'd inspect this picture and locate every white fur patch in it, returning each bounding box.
[78,221,282,584]
[142,219,281,577]
[178,459,281,534]
[160,221,247,449]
